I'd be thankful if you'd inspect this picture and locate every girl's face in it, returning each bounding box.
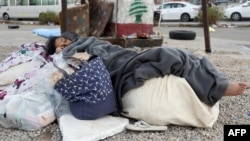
[54,37,72,53]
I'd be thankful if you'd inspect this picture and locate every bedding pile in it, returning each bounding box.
[0,43,70,131]
[0,40,220,133]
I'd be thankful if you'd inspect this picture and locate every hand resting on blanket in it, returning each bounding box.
[50,52,91,86]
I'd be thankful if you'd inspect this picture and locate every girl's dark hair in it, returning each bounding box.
[44,36,59,55]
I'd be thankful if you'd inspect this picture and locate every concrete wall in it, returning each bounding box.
[106,0,154,37]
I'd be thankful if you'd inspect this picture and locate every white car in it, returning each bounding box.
[224,1,250,21]
[156,1,201,22]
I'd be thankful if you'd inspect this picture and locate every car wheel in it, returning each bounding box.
[3,13,10,20]
[180,14,190,22]
[169,30,196,40]
[8,25,20,29]
[231,12,241,21]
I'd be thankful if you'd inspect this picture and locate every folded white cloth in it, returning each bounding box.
[59,114,129,141]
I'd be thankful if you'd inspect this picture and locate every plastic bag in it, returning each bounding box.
[0,90,55,131]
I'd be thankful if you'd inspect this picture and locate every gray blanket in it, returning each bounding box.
[62,36,228,112]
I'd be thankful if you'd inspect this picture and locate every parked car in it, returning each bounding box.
[155,1,201,22]
[187,0,202,5]
[214,0,229,5]
[224,1,250,21]
[239,0,250,4]
[154,4,161,11]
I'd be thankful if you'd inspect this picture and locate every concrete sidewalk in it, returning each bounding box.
[157,26,250,60]
[0,23,250,60]
[1,19,250,27]
[0,24,54,47]
[156,21,250,28]
[163,36,250,60]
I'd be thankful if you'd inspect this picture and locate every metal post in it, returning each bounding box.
[61,0,67,33]
[202,0,211,53]
[157,0,164,27]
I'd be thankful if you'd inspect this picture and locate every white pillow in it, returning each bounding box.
[0,60,44,87]
[122,75,219,128]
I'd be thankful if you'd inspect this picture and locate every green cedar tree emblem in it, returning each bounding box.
[129,0,148,23]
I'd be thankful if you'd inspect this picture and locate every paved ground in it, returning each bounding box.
[0,24,55,47]
[0,22,250,60]
[0,21,250,141]
[154,25,250,59]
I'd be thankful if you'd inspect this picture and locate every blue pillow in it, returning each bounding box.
[32,28,61,38]
[55,57,117,120]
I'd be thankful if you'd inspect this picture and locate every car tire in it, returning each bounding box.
[231,12,241,21]
[169,30,196,40]
[3,13,10,20]
[180,13,190,22]
[8,25,20,29]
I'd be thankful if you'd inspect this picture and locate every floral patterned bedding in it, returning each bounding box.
[0,43,59,131]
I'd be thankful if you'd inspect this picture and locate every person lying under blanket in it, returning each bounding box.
[0,32,249,130]
[44,31,249,123]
